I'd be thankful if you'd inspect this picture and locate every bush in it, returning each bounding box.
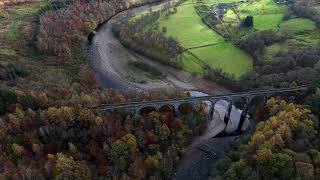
[242,16,253,28]
[0,97,5,115]
[216,155,232,172]
[80,68,98,88]
[0,88,17,104]
[130,61,163,78]
[162,26,167,33]
[38,0,74,14]
[0,63,28,80]
[19,95,38,110]
[204,67,240,90]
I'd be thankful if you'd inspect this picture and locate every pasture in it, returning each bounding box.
[157,0,253,78]
[279,18,316,34]
[182,43,252,77]
[158,0,224,48]
[130,0,320,78]
[263,18,319,60]
[207,0,287,30]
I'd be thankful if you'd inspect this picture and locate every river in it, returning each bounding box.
[87,1,229,94]
[87,2,249,179]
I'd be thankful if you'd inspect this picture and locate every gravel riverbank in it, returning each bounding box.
[87,1,229,94]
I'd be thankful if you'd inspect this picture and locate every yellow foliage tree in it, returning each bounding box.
[250,98,311,164]
[44,106,74,126]
[94,116,103,126]
[12,143,24,157]
[55,153,91,179]
[122,133,138,152]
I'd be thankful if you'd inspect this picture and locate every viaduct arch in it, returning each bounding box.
[102,86,307,132]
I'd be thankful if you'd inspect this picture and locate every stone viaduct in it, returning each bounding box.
[101,86,307,132]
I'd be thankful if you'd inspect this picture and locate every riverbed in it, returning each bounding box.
[87,2,247,179]
[87,1,229,95]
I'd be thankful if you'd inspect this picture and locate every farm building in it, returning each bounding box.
[276,0,287,4]
[211,3,234,18]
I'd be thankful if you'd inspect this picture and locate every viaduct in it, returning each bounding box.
[101,86,307,132]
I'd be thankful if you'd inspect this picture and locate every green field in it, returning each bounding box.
[279,18,316,34]
[4,1,45,41]
[182,43,252,76]
[131,0,320,78]
[263,43,282,60]
[203,0,319,62]
[200,0,287,32]
[238,0,286,15]
[253,14,284,30]
[203,0,287,30]
[156,0,252,78]
[158,1,224,48]
[263,18,319,60]
[237,0,286,30]
[294,33,320,44]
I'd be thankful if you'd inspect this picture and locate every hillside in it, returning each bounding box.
[210,97,320,179]
[115,0,320,90]
[0,0,210,179]
[0,0,320,179]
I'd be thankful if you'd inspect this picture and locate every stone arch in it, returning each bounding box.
[178,103,194,115]
[207,99,218,120]
[194,100,212,114]
[139,106,157,115]
[213,99,233,124]
[159,104,175,113]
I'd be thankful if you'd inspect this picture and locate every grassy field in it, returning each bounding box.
[158,1,224,48]
[156,0,252,78]
[202,0,287,32]
[132,0,319,78]
[279,18,316,34]
[237,0,286,30]
[294,33,320,44]
[263,43,282,60]
[263,18,319,60]
[204,0,318,63]
[183,43,252,77]
[238,0,286,15]
[3,1,45,41]
[252,14,283,30]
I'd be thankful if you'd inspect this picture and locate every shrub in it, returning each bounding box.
[0,63,28,80]
[242,16,253,28]
[162,26,167,33]
[216,155,232,172]
[0,88,17,104]
[80,68,98,88]
[38,0,74,14]
[19,95,38,110]
[130,61,163,78]
[0,97,5,115]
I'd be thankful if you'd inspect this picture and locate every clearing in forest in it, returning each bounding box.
[3,1,45,41]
